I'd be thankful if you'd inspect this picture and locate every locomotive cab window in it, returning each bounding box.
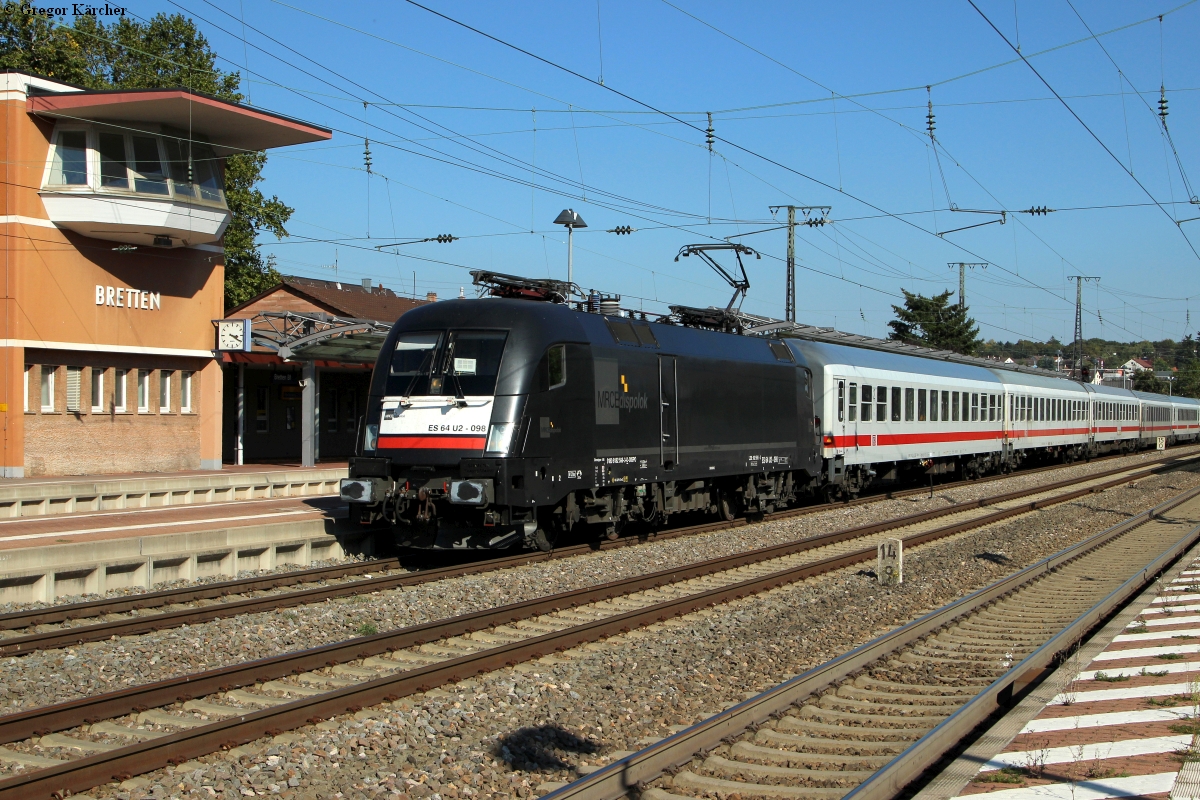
[387,330,508,396]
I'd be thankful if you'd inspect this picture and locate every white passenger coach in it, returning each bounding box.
[786,338,1200,498]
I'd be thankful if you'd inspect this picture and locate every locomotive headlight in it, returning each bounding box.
[363,424,379,452]
[484,422,515,455]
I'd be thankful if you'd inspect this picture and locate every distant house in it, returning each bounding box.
[221,276,431,463]
[1122,358,1154,373]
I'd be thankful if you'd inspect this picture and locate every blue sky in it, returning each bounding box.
[142,0,1200,345]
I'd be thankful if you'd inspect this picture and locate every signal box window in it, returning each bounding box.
[861,385,872,422]
[50,131,88,185]
[548,345,567,389]
[847,383,857,422]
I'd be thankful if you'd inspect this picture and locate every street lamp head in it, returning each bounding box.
[553,209,587,229]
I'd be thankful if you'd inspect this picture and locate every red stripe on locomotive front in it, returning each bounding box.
[377,435,487,450]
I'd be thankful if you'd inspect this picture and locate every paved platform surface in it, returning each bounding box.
[935,556,1200,800]
[0,461,348,487]
[0,495,345,551]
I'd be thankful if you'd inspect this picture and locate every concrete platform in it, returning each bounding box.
[917,545,1200,800]
[0,462,347,519]
[0,495,372,603]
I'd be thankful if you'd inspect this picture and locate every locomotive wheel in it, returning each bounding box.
[718,493,737,521]
[533,528,555,552]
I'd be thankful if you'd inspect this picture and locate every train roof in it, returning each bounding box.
[788,339,1001,382]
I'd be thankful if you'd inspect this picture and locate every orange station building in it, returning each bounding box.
[0,70,330,476]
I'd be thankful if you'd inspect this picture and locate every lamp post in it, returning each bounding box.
[553,209,587,296]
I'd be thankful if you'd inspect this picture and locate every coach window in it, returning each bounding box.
[848,383,858,422]
[877,385,887,422]
[918,389,927,421]
[950,391,958,422]
[837,380,845,422]
[891,387,902,422]
[905,388,915,422]
[970,392,978,421]
[939,390,948,421]
[861,385,872,422]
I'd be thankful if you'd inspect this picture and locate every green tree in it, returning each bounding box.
[0,5,288,309]
[887,289,982,355]
[1133,369,1166,394]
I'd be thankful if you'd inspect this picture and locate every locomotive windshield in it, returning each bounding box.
[387,330,508,397]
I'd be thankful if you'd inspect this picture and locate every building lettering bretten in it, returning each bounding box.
[95,285,162,311]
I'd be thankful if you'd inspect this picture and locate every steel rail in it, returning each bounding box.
[0,460,1193,799]
[540,490,1200,800]
[2,453,1192,659]
[0,446,1184,637]
[0,454,1193,659]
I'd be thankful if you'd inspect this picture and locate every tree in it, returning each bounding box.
[887,289,982,355]
[0,7,289,309]
[1133,369,1165,394]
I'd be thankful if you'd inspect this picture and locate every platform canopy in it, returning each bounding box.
[278,326,389,364]
[27,87,331,151]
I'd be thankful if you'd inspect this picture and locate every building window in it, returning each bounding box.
[256,386,269,433]
[23,365,30,413]
[131,136,171,196]
[137,369,150,412]
[159,370,172,412]
[66,366,82,412]
[285,406,296,431]
[180,371,192,413]
[114,369,127,412]
[91,368,105,412]
[40,366,55,412]
[49,130,88,185]
[98,132,129,189]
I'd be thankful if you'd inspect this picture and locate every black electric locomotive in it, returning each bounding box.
[342,281,822,550]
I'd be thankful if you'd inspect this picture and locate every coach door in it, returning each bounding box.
[659,356,678,469]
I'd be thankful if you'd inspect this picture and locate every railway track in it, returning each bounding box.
[542,483,1200,800]
[0,456,1194,797]
[2,449,1195,658]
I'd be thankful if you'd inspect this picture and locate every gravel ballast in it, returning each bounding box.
[38,466,1200,799]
